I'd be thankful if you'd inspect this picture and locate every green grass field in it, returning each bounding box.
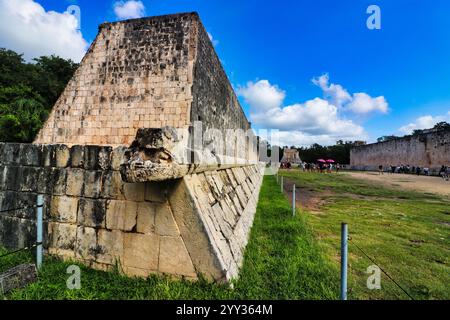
[1,175,338,300]
[279,170,450,300]
[2,171,448,300]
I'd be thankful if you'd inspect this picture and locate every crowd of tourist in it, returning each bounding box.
[377,164,450,181]
[297,162,342,173]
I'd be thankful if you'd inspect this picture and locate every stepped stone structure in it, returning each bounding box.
[0,12,264,282]
[350,128,450,173]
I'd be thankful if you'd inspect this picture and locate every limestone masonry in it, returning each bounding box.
[0,13,264,282]
[350,128,450,173]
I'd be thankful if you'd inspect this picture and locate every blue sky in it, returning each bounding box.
[1,0,449,146]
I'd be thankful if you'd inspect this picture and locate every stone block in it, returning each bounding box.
[123,233,159,271]
[77,198,106,228]
[66,169,84,196]
[159,236,196,278]
[19,167,39,192]
[136,202,155,234]
[70,145,85,168]
[19,144,41,166]
[50,196,78,223]
[101,171,124,199]
[83,170,103,198]
[2,143,21,165]
[55,145,70,168]
[4,166,21,191]
[75,226,98,260]
[37,167,53,194]
[47,222,77,252]
[123,182,145,202]
[155,202,179,236]
[52,168,67,196]
[42,145,56,167]
[111,146,127,171]
[144,182,166,203]
[106,200,137,231]
[96,229,123,265]
[84,146,112,170]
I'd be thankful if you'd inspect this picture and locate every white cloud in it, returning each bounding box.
[237,80,285,111]
[0,0,89,62]
[114,1,146,20]
[312,74,351,108]
[347,92,388,114]
[399,112,450,134]
[207,32,219,47]
[312,74,388,114]
[238,79,367,146]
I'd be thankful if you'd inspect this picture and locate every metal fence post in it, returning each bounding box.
[280,176,283,193]
[340,222,348,300]
[36,195,43,270]
[292,184,296,216]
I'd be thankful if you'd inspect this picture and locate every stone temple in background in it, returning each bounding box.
[0,12,264,282]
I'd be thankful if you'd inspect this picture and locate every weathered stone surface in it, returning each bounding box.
[159,236,196,278]
[136,202,155,234]
[19,167,39,192]
[0,263,38,295]
[155,202,179,236]
[77,198,106,228]
[351,128,450,171]
[96,229,123,265]
[123,183,145,202]
[70,145,85,168]
[52,168,67,196]
[47,222,77,253]
[20,144,41,167]
[84,146,112,171]
[101,171,124,199]
[55,145,70,168]
[76,226,98,260]
[111,146,127,171]
[123,233,159,271]
[50,196,78,223]
[83,170,103,198]
[106,200,137,231]
[144,182,167,203]
[66,169,84,196]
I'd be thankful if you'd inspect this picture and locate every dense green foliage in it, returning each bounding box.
[280,170,450,300]
[3,177,339,300]
[0,48,78,142]
[281,141,357,164]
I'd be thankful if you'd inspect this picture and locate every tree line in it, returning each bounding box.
[278,140,360,165]
[0,48,78,142]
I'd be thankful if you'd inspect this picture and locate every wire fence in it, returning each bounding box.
[347,237,415,300]
[275,172,416,300]
[0,199,44,269]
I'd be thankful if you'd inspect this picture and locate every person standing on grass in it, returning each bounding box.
[336,163,340,173]
[416,166,421,175]
[439,165,446,180]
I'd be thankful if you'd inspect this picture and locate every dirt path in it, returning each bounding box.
[282,180,332,212]
[343,171,450,197]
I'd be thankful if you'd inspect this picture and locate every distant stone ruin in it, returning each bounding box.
[281,148,302,164]
[350,128,450,174]
[0,12,264,282]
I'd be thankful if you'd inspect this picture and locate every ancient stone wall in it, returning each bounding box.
[0,142,263,281]
[1,12,265,282]
[350,129,450,172]
[35,12,250,153]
